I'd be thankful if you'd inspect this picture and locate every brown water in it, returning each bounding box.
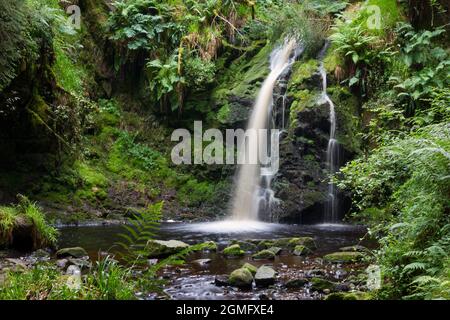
[58,222,372,300]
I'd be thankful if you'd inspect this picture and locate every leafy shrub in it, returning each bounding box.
[339,123,450,299]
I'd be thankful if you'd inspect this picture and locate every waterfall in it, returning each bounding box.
[319,46,340,223]
[231,39,299,221]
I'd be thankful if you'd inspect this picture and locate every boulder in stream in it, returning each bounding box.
[339,245,368,252]
[242,262,257,275]
[146,240,189,258]
[323,251,364,263]
[255,266,276,287]
[229,268,253,288]
[267,246,282,255]
[214,275,230,287]
[222,244,245,257]
[284,278,308,288]
[56,247,88,259]
[230,240,257,252]
[252,249,275,260]
[293,245,312,256]
[310,277,337,293]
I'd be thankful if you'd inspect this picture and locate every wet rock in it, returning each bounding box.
[223,244,245,257]
[230,240,257,252]
[199,241,217,252]
[339,245,368,252]
[242,263,257,275]
[255,266,276,287]
[285,278,308,288]
[56,259,69,269]
[288,237,316,250]
[293,245,311,256]
[31,249,51,261]
[323,251,364,263]
[310,278,337,293]
[56,247,88,259]
[66,265,81,276]
[306,269,326,278]
[214,275,230,287]
[267,246,282,255]
[146,240,189,258]
[334,283,351,292]
[252,249,275,260]
[193,259,211,266]
[256,240,275,250]
[229,268,253,288]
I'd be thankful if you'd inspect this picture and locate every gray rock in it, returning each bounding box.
[214,275,230,287]
[56,259,69,269]
[193,259,212,266]
[68,257,92,271]
[255,266,276,287]
[66,265,81,276]
[252,249,275,260]
[56,247,88,259]
[229,268,254,288]
[146,240,189,258]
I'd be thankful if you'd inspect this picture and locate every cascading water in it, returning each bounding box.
[231,39,299,221]
[319,45,340,223]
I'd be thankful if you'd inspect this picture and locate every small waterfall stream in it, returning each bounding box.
[319,45,340,223]
[231,39,300,221]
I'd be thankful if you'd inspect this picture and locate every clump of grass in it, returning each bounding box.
[0,195,58,249]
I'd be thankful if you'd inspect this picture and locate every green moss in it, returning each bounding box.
[310,278,336,292]
[323,251,365,263]
[242,263,257,275]
[223,244,245,257]
[323,47,342,74]
[289,59,319,87]
[252,249,275,260]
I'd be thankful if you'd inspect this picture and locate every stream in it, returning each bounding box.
[58,222,373,300]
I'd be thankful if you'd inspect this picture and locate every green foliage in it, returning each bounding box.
[0,195,58,249]
[117,202,163,263]
[339,123,450,299]
[330,19,393,96]
[183,57,216,90]
[389,23,450,114]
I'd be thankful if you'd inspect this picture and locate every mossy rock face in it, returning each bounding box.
[228,268,253,288]
[252,249,276,260]
[56,247,88,259]
[212,43,272,125]
[310,277,337,292]
[323,251,364,263]
[223,244,245,257]
[146,240,189,258]
[242,262,258,275]
[288,59,320,90]
[293,245,312,256]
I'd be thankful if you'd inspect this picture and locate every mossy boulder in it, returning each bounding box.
[56,247,88,259]
[255,265,276,287]
[285,278,308,288]
[257,240,275,250]
[267,246,282,255]
[229,268,253,288]
[199,241,218,252]
[252,249,275,260]
[293,245,312,256]
[339,245,368,252]
[324,291,372,300]
[223,244,245,257]
[230,240,257,252]
[146,240,189,258]
[242,262,258,275]
[288,237,316,250]
[310,278,337,293]
[323,251,364,263]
